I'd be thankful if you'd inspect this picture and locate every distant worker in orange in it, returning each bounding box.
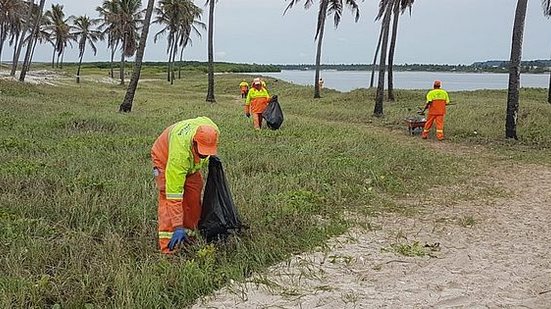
[151,117,220,253]
[421,80,451,141]
[239,80,249,98]
[244,78,271,129]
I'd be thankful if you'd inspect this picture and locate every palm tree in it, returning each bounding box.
[205,0,216,102]
[284,0,361,99]
[44,4,73,69]
[10,0,32,76]
[369,23,384,88]
[505,0,528,139]
[373,0,392,116]
[116,0,143,85]
[154,0,204,84]
[0,0,25,67]
[19,0,45,82]
[387,0,414,101]
[31,10,53,63]
[73,15,102,83]
[119,0,155,112]
[97,0,122,79]
[542,0,551,104]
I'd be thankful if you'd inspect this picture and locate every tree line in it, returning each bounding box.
[277,62,551,74]
[0,0,549,139]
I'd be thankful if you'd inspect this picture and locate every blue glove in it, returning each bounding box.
[168,228,187,251]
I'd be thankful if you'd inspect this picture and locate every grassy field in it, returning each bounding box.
[1,67,550,308]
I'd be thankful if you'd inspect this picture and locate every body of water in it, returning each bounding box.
[256,70,549,92]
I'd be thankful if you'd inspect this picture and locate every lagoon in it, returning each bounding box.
[256,70,549,92]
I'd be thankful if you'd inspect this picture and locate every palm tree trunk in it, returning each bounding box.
[205,0,216,102]
[110,45,115,78]
[11,4,32,77]
[548,69,551,104]
[60,50,64,69]
[370,23,384,89]
[120,39,126,85]
[505,0,528,140]
[76,53,84,83]
[20,0,46,82]
[314,4,328,99]
[0,28,6,68]
[119,0,155,112]
[51,48,56,68]
[179,47,184,79]
[387,0,401,102]
[10,32,23,76]
[167,38,173,82]
[373,2,393,117]
[29,36,39,64]
[170,41,178,85]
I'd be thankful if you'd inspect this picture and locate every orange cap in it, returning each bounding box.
[433,80,442,88]
[193,125,218,156]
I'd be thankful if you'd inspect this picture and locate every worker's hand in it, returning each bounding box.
[245,112,250,118]
[168,228,187,251]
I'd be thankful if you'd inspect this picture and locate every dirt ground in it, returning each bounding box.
[194,143,551,308]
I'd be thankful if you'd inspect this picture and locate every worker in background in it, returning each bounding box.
[261,80,267,90]
[421,80,450,141]
[244,77,271,129]
[151,117,220,253]
[239,80,249,98]
[319,78,324,89]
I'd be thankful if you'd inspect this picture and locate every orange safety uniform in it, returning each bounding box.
[239,81,249,98]
[151,117,219,253]
[422,87,450,140]
[244,86,270,129]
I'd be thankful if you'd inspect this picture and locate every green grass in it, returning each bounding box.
[1,69,550,307]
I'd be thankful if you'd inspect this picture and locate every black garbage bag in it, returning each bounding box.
[262,95,284,130]
[199,156,244,242]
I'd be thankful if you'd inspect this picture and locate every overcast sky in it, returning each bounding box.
[23,0,551,65]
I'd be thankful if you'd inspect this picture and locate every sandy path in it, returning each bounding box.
[194,149,551,308]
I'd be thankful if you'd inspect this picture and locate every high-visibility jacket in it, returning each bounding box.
[426,88,450,116]
[151,116,219,228]
[245,87,270,114]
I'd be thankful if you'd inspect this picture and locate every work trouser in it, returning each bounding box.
[252,113,263,129]
[422,114,445,140]
[151,127,203,253]
[241,89,248,98]
[154,169,203,253]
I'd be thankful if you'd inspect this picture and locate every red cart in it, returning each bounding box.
[404,116,426,135]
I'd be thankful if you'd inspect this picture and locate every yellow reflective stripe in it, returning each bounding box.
[159,232,173,239]
[166,193,183,199]
[159,230,198,239]
[423,129,430,132]
[436,130,444,133]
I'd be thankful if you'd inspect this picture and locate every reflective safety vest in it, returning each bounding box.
[165,117,219,200]
[245,87,270,114]
[426,88,450,115]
